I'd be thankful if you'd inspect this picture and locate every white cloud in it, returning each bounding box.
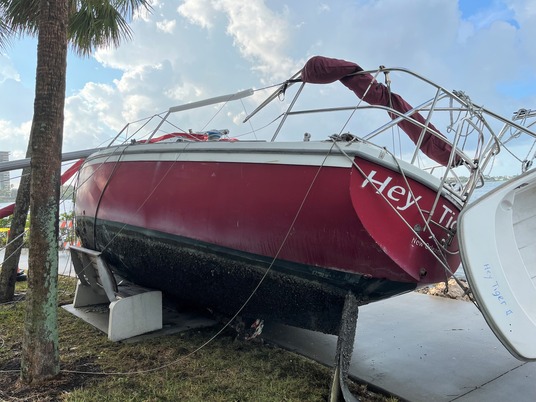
[0,55,21,84]
[318,3,330,13]
[213,0,296,80]
[465,0,518,30]
[177,0,297,81]
[63,82,122,152]
[84,0,301,139]
[0,120,31,159]
[177,0,216,29]
[156,19,177,33]
[164,81,203,101]
[2,0,535,178]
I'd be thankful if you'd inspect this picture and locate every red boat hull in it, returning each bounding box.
[75,142,460,333]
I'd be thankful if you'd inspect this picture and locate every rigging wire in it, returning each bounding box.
[7,71,536,375]
[333,141,476,306]
[240,98,258,140]
[19,96,324,375]
[59,142,337,376]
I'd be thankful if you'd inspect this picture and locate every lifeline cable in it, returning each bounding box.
[60,141,339,376]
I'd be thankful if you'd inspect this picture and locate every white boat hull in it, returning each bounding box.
[459,169,536,361]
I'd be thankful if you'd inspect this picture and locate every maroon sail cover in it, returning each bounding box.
[301,56,458,167]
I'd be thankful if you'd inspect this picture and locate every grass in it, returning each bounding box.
[0,276,397,401]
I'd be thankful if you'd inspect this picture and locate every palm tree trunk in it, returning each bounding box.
[20,0,68,384]
[0,165,30,303]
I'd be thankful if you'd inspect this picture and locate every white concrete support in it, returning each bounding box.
[70,245,163,341]
[73,280,110,308]
[108,290,162,342]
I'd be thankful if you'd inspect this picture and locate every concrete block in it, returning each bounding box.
[73,281,110,308]
[108,290,163,341]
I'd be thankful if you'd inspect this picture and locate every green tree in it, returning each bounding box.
[0,0,150,303]
[0,0,150,384]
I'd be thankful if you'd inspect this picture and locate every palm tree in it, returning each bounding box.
[20,0,68,382]
[0,0,150,303]
[0,0,150,384]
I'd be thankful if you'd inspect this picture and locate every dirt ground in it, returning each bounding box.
[0,369,96,402]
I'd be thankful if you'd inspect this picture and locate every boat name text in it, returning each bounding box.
[361,170,422,211]
[483,263,514,316]
[361,170,457,229]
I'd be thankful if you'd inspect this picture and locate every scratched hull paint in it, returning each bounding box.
[74,141,461,333]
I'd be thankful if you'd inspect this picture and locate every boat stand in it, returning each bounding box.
[69,245,163,341]
[329,291,360,402]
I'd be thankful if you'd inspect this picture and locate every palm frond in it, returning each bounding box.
[1,0,152,56]
[1,0,39,37]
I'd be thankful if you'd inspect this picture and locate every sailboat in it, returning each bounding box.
[70,56,536,342]
[2,56,535,366]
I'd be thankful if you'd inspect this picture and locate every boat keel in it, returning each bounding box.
[329,291,360,402]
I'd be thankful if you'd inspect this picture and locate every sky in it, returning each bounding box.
[1,0,536,183]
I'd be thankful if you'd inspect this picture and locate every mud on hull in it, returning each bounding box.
[80,218,416,334]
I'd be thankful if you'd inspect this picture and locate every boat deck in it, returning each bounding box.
[263,292,536,402]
